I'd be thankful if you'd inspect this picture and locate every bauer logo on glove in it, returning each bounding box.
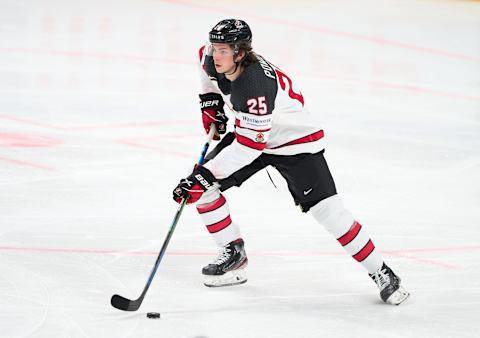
[200,99,220,108]
[199,92,228,140]
[173,166,217,204]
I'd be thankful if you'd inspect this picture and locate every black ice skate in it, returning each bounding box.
[202,238,248,287]
[369,263,410,305]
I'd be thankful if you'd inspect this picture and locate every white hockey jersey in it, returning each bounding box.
[198,46,325,180]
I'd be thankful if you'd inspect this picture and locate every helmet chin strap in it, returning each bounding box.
[224,51,241,76]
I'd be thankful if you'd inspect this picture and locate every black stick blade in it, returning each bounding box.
[111,294,140,311]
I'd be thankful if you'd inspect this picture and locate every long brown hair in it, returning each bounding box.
[233,42,258,68]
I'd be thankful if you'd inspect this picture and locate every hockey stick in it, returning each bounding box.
[111,125,217,311]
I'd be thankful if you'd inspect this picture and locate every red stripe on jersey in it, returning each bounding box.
[270,130,324,149]
[337,222,362,246]
[207,216,232,233]
[198,46,205,62]
[353,240,375,262]
[236,133,267,151]
[235,119,271,132]
[196,195,226,214]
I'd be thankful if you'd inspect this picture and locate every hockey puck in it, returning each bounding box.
[146,312,160,319]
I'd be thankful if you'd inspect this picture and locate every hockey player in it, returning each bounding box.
[172,19,409,305]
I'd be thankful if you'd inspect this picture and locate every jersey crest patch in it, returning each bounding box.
[255,132,265,143]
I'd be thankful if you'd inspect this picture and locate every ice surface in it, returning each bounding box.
[0,0,479,337]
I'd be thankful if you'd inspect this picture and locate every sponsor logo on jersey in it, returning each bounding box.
[240,114,271,127]
[256,56,276,80]
[255,132,265,142]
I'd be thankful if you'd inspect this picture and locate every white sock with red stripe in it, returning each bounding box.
[196,187,241,247]
[310,194,383,274]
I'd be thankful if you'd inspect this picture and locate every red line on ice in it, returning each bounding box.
[0,114,196,131]
[0,47,192,65]
[158,0,480,63]
[386,252,460,269]
[0,132,62,147]
[0,156,55,171]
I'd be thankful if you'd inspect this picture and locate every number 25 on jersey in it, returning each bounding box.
[247,96,267,114]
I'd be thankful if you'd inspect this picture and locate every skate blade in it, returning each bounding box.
[386,286,410,305]
[204,269,247,288]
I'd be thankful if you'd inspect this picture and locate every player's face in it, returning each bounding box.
[210,43,236,74]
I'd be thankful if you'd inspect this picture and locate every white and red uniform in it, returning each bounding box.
[198,46,325,180]
[195,46,384,276]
